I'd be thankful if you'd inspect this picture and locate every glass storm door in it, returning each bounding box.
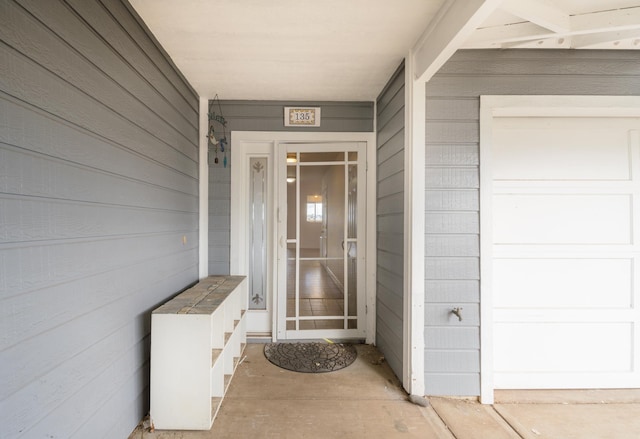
[276,143,366,340]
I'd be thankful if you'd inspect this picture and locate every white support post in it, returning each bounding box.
[403,55,426,397]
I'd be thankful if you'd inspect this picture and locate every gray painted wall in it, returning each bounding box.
[0,1,199,437]
[376,63,405,380]
[424,49,640,396]
[208,100,374,275]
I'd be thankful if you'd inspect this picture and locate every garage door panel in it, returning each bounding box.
[488,110,640,392]
[494,322,633,373]
[493,194,632,245]
[493,258,633,309]
[493,117,634,181]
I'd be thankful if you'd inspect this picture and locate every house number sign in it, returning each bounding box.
[284,107,321,127]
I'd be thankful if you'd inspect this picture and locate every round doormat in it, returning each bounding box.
[264,342,357,373]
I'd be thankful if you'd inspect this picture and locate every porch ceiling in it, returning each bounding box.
[129,0,640,101]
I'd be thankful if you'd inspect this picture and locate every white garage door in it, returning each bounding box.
[491,115,640,389]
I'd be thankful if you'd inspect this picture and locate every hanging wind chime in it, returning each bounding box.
[207,94,228,167]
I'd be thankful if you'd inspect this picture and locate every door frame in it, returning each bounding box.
[230,131,377,344]
[479,95,640,404]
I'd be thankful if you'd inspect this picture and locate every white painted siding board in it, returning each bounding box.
[425,327,480,350]
[425,351,479,373]
[424,373,480,396]
[425,212,479,234]
[426,121,479,144]
[425,280,480,303]
[426,98,479,121]
[426,235,478,257]
[425,189,479,211]
[426,144,479,166]
[425,167,479,189]
[425,258,479,281]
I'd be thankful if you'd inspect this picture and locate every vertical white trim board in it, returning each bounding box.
[479,95,640,404]
[404,56,426,397]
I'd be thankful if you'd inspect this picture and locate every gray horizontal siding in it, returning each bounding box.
[0,1,199,437]
[376,62,405,381]
[424,49,640,396]
[208,100,374,275]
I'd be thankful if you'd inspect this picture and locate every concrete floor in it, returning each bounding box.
[130,343,640,439]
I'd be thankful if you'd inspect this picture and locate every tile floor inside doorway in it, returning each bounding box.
[286,248,353,330]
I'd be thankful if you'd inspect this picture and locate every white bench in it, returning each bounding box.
[150,276,247,430]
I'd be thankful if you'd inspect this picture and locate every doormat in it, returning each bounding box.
[264,342,357,373]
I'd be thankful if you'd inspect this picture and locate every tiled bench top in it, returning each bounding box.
[153,275,246,315]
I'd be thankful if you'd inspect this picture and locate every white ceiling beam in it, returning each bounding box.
[500,36,570,49]
[464,6,640,47]
[571,28,640,48]
[572,6,640,33]
[412,0,504,83]
[501,0,570,33]
[465,22,553,46]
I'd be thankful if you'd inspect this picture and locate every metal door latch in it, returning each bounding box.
[451,307,463,321]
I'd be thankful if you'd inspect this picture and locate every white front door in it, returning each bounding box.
[481,97,640,395]
[276,142,367,340]
[230,132,375,342]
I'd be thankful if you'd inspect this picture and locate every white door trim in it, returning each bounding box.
[230,131,377,344]
[198,97,209,279]
[479,95,640,404]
